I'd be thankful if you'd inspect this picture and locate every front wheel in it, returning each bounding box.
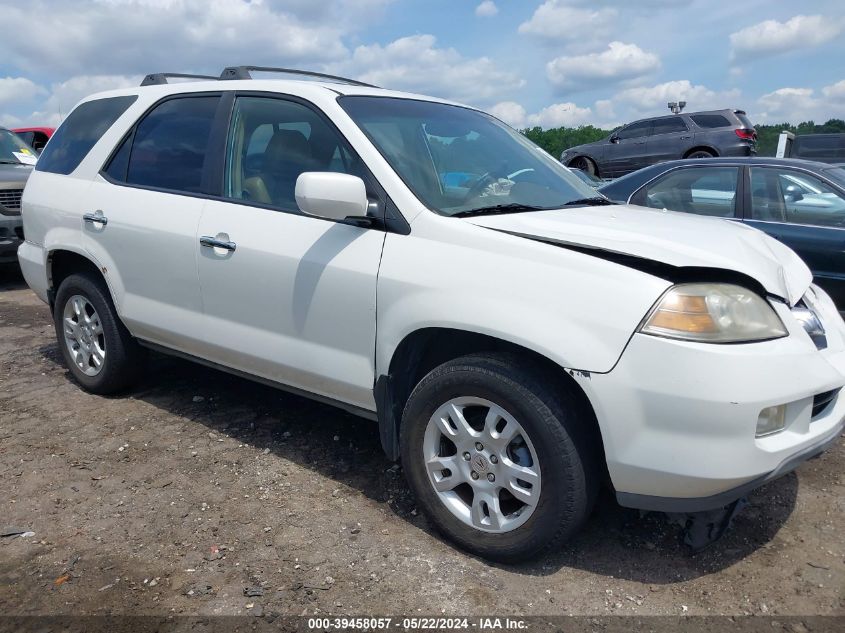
[569,156,596,176]
[400,353,598,562]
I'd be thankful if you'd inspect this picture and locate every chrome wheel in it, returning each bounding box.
[62,294,106,377]
[422,397,541,533]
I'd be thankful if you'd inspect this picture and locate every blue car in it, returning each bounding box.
[598,157,845,308]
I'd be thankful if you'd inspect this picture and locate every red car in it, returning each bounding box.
[11,127,55,152]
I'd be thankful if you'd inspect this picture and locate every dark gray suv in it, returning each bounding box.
[560,109,756,179]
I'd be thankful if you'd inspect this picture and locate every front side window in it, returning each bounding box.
[616,120,652,140]
[124,96,219,193]
[36,96,136,175]
[750,167,845,226]
[652,117,687,135]
[224,96,363,211]
[632,166,739,218]
[339,96,598,216]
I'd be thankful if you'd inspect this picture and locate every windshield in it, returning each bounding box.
[0,129,37,165]
[339,96,599,216]
[823,167,845,189]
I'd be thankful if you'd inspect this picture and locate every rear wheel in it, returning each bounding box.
[686,149,715,159]
[400,353,598,562]
[53,272,144,394]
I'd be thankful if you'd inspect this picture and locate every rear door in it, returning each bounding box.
[743,165,845,307]
[194,94,386,410]
[606,120,652,177]
[648,116,691,164]
[83,93,226,352]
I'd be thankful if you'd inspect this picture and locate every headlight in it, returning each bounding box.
[640,283,787,343]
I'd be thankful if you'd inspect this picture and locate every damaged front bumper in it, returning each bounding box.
[575,285,845,513]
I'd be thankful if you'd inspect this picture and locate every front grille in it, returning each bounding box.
[811,389,839,418]
[0,189,24,213]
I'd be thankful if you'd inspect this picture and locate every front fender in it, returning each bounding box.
[375,213,670,377]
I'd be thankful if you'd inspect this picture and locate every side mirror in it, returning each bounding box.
[295,172,368,222]
[610,134,619,144]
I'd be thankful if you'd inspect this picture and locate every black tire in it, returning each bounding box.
[53,272,145,394]
[400,353,599,562]
[686,149,715,159]
[570,155,597,176]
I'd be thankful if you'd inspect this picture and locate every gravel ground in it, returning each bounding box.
[0,263,842,619]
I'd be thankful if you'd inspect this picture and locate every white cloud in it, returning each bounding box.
[757,80,845,123]
[730,14,845,62]
[0,77,46,107]
[612,79,741,114]
[336,34,524,104]
[518,1,616,40]
[475,1,498,17]
[0,0,396,76]
[526,102,594,128]
[488,101,527,128]
[545,42,660,91]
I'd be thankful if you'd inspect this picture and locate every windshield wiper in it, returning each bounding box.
[0,159,22,165]
[560,197,615,206]
[452,203,547,218]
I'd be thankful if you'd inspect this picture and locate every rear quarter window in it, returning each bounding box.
[36,95,137,175]
[689,114,731,129]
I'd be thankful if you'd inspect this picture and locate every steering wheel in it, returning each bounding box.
[463,171,495,202]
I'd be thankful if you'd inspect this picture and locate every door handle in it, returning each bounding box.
[680,135,691,140]
[200,236,237,251]
[83,211,108,226]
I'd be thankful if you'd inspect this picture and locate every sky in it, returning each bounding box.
[0,0,843,131]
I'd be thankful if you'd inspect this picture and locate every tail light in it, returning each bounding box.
[735,128,756,141]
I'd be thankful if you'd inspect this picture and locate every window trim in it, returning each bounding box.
[742,164,845,230]
[215,91,406,234]
[99,90,408,235]
[629,164,742,219]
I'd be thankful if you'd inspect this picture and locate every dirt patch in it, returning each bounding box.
[0,264,842,617]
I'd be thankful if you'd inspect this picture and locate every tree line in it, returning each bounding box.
[522,119,845,160]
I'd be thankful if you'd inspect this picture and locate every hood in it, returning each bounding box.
[466,204,812,305]
[0,162,33,186]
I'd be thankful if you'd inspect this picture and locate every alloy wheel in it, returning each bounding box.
[62,294,106,376]
[422,396,541,533]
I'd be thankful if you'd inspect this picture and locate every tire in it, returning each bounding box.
[570,156,597,176]
[686,149,715,159]
[400,352,599,562]
[53,272,145,394]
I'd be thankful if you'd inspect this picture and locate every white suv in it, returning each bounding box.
[18,67,845,561]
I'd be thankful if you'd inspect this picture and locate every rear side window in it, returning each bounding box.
[690,114,731,129]
[652,117,687,135]
[115,96,220,193]
[36,96,137,175]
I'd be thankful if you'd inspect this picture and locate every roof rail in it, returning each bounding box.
[140,73,219,86]
[219,66,377,88]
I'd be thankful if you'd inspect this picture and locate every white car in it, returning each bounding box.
[17,67,845,561]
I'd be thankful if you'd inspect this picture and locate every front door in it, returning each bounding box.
[606,120,652,177]
[195,95,386,410]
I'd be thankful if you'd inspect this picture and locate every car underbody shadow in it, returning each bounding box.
[37,343,799,583]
